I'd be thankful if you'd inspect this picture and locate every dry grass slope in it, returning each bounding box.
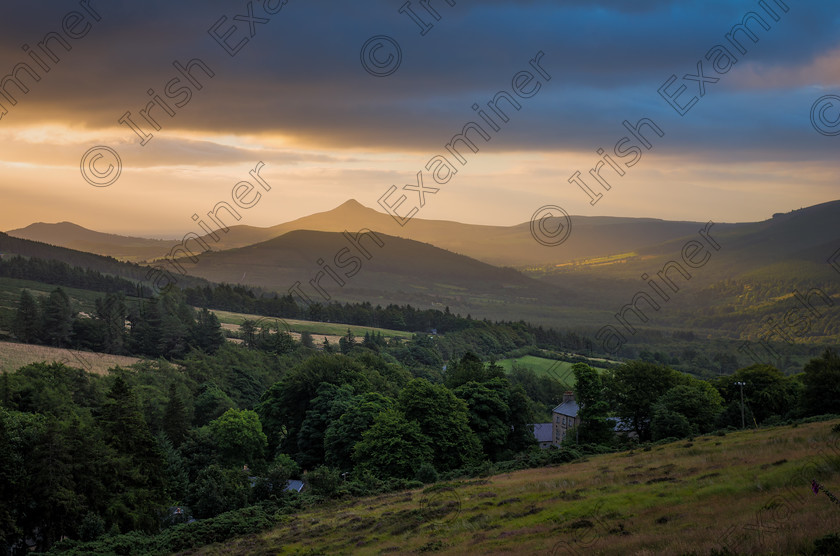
[0,340,140,374]
[190,419,840,555]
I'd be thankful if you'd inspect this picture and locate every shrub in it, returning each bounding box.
[416,462,439,484]
[306,465,343,498]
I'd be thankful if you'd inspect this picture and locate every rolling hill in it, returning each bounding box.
[0,232,210,290]
[5,222,176,262]
[7,200,709,267]
[5,201,839,346]
[167,229,575,308]
[168,419,840,555]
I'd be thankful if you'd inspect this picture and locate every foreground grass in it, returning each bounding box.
[0,340,140,374]
[191,420,840,555]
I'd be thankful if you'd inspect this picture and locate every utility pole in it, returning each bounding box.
[735,381,746,429]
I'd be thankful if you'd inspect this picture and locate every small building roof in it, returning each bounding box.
[531,423,553,443]
[552,400,579,418]
[286,479,305,492]
[612,417,634,432]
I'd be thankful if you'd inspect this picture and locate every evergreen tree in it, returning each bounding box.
[300,331,314,349]
[192,308,225,353]
[163,383,189,446]
[96,293,127,354]
[339,329,356,354]
[29,417,78,550]
[98,376,166,532]
[572,363,615,445]
[41,288,74,347]
[240,319,258,348]
[12,289,41,343]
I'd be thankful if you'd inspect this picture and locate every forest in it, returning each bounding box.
[1,258,839,553]
[1,285,839,553]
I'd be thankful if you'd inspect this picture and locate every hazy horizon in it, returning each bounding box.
[6,197,839,241]
[1,1,838,235]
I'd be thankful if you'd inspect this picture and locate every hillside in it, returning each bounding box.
[0,232,210,290]
[8,200,708,267]
[5,222,176,263]
[195,419,840,555]
[0,340,140,374]
[531,201,840,281]
[168,229,575,308]
[528,202,840,342]
[5,201,839,350]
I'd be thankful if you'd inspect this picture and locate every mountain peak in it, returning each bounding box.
[335,199,368,210]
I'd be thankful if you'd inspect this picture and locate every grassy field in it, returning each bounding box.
[0,340,140,374]
[209,309,414,340]
[496,355,608,385]
[193,419,840,555]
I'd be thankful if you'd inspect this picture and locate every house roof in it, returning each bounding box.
[531,423,553,443]
[286,479,305,492]
[612,417,634,432]
[552,400,579,418]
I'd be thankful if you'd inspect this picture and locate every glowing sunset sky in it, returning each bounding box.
[0,0,838,237]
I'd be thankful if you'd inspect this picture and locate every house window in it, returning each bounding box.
[562,417,566,425]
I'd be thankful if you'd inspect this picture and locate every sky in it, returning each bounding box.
[0,0,838,237]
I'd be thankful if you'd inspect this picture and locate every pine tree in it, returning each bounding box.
[99,376,166,532]
[240,319,258,348]
[300,331,314,348]
[192,308,225,353]
[163,383,189,446]
[96,293,127,354]
[41,288,73,347]
[12,289,42,343]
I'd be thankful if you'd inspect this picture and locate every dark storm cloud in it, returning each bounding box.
[0,0,837,157]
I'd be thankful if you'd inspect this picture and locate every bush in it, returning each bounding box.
[415,462,439,484]
[651,406,693,441]
[49,503,280,555]
[306,465,343,498]
[78,512,106,542]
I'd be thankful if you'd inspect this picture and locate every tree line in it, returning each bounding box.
[11,288,225,358]
[568,349,840,445]
[2,328,838,553]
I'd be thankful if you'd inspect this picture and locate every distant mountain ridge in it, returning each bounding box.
[6,222,176,263]
[2,199,838,345]
[8,199,840,289]
[7,199,710,267]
